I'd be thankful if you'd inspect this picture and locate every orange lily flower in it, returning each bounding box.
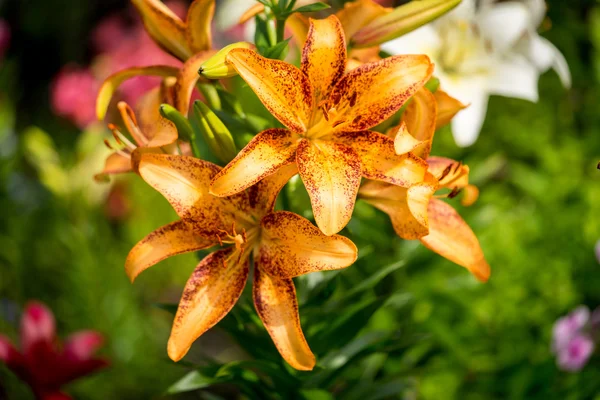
[359,87,489,282]
[126,153,358,370]
[95,85,180,181]
[210,15,433,235]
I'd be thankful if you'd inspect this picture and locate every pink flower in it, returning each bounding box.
[552,306,590,352]
[595,239,600,264]
[0,302,108,400]
[556,334,595,372]
[0,19,9,60]
[51,67,99,129]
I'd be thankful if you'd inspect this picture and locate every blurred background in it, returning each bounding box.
[0,0,599,399]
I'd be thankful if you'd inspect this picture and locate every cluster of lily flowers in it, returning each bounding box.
[93,0,493,371]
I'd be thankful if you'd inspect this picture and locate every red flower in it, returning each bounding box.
[0,302,108,400]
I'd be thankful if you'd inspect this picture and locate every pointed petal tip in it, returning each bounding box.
[167,338,189,362]
[471,259,491,283]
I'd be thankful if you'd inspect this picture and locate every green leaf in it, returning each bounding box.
[300,389,335,400]
[260,38,291,60]
[166,371,216,394]
[291,2,330,14]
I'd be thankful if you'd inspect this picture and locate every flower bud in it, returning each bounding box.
[199,42,254,79]
[192,101,237,163]
[352,0,462,48]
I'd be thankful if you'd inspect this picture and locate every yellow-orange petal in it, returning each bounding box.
[125,220,215,282]
[117,102,149,147]
[135,78,180,146]
[434,89,467,129]
[168,248,249,361]
[296,139,361,236]
[250,163,299,215]
[420,198,490,282]
[399,87,437,158]
[239,3,265,24]
[132,0,191,61]
[328,55,434,133]
[392,121,429,156]
[210,129,299,197]
[185,0,214,53]
[94,153,132,181]
[253,266,315,370]
[257,211,357,278]
[96,66,179,121]
[347,47,381,71]
[226,48,313,132]
[301,15,347,103]
[174,50,215,115]
[336,0,391,40]
[426,156,470,189]
[335,130,427,187]
[138,153,246,226]
[286,13,310,49]
[359,177,437,240]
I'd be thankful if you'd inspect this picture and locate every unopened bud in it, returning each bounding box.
[192,101,237,163]
[352,0,462,48]
[199,42,254,79]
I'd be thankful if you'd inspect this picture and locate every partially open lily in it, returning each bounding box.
[360,91,489,281]
[126,153,358,370]
[210,15,433,235]
[95,96,179,181]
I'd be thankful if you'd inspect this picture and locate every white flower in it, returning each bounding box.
[381,0,570,147]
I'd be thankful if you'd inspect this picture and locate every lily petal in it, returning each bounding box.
[391,122,428,156]
[96,66,179,120]
[168,248,249,361]
[486,57,539,102]
[335,130,428,187]
[286,13,310,49]
[135,78,180,146]
[420,198,490,282]
[118,102,150,147]
[258,211,357,278]
[250,163,299,214]
[336,0,390,40]
[63,331,104,361]
[427,156,469,189]
[434,89,466,129]
[132,0,191,60]
[478,2,529,54]
[138,153,246,224]
[125,220,216,282]
[226,48,313,132]
[174,50,215,115]
[448,84,489,147]
[328,55,433,133]
[301,15,347,103]
[253,266,315,370]
[210,129,299,197]
[0,335,24,369]
[359,178,436,239]
[400,87,437,158]
[296,139,361,236]
[94,153,132,182]
[186,0,214,53]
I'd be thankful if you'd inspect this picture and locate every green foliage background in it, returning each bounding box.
[0,0,599,399]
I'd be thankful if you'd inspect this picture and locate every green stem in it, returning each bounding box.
[276,18,286,43]
[197,83,222,110]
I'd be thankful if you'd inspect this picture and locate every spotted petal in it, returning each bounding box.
[132,0,191,60]
[327,55,433,133]
[253,266,315,370]
[359,178,437,240]
[257,211,357,278]
[210,129,299,197]
[335,130,427,187]
[297,139,361,236]
[125,220,216,282]
[226,48,313,132]
[301,15,347,103]
[420,199,490,282]
[168,248,249,361]
[138,153,245,225]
